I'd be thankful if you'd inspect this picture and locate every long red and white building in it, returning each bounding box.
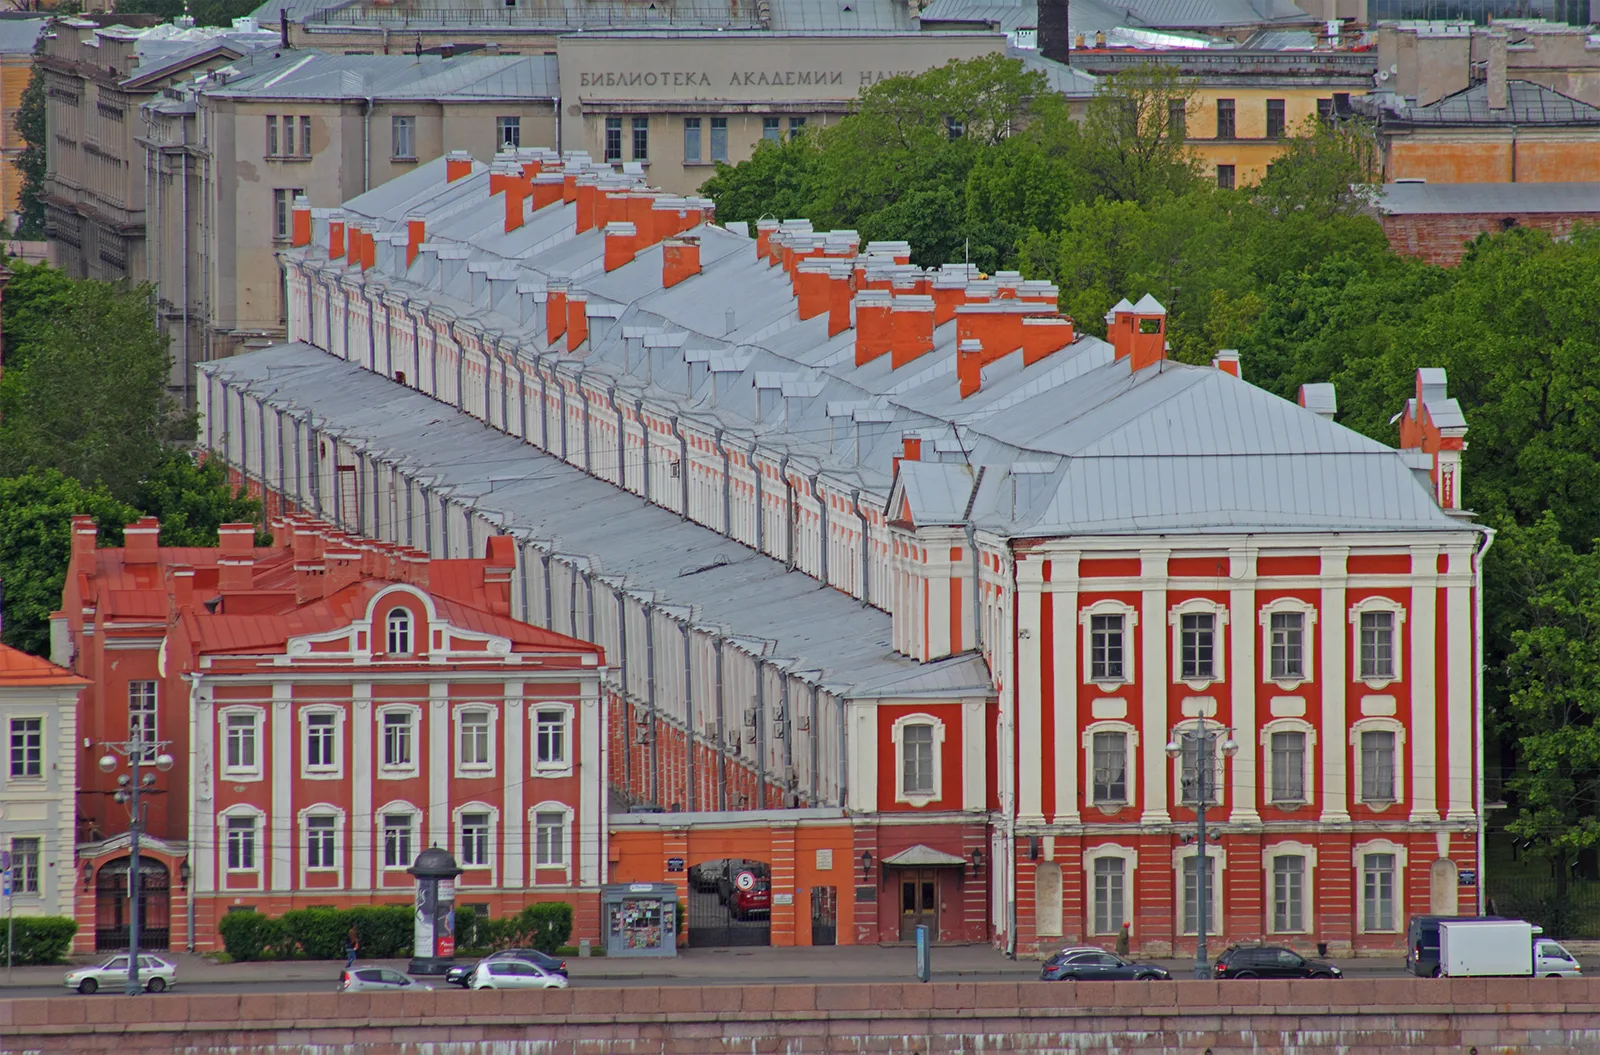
[192,147,1487,956]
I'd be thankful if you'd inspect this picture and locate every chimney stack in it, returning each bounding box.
[124,516,160,565]
[1022,316,1074,365]
[322,535,363,598]
[1122,295,1168,371]
[854,290,893,366]
[291,195,311,248]
[604,221,638,272]
[1298,382,1338,420]
[958,339,985,399]
[889,295,936,368]
[217,523,256,592]
[827,261,854,338]
[171,565,195,612]
[293,521,324,605]
[1037,0,1070,62]
[445,150,473,182]
[663,237,702,288]
[567,291,589,351]
[406,214,425,267]
[530,172,564,211]
[483,535,515,618]
[1487,30,1508,111]
[756,219,780,261]
[546,279,568,343]
[328,213,346,260]
[71,515,98,566]
[1212,349,1241,378]
[796,258,831,321]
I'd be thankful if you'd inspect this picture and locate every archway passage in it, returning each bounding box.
[95,858,171,951]
[686,858,772,947]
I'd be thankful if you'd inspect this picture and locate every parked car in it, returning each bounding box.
[1405,914,1504,977]
[468,959,570,990]
[731,883,771,920]
[1437,918,1582,978]
[1040,947,1171,981]
[445,948,570,987]
[1537,938,1585,977]
[1214,945,1342,979]
[339,965,434,992]
[691,859,735,892]
[64,954,176,994]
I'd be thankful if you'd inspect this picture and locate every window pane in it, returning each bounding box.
[1167,98,1186,138]
[307,817,335,868]
[283,114,295,157]
[1266,98,1286,139]
[632,116,649,161]
[307,713,336,768]
[762,116,780,143]
[9,717,42,777]
[902,724,935,795]
[710,117,728,163]
[383,712,412,767]
[1269,612,1303,679]
[605,117,622,162]
[535,811,565,865]
[461,812,490,866]
[11,837,40,893]
[1180,613,1214,679]
[1092,857,1124,935]
[129,682,158,759]
[497,115,520,148]
[300,115,312,155]
[1216,99,1235,138]
[1360,611,1395,679]
[1181,854,1216,935]
[392,116,415,159]
[1270,731,1305,802]
[1216,164,1235,190]
[460,711,490,767]
[1090,615,1123,680]
[1361,730,1396,802]
[1362,853,1395,931]
[536,710,565,765]
[386,609,411,653]
[683,117,702,163]
[1091,731,1126,803]
[267,114,278,155]
[1272,854,1304,932]
[384,814,413,867]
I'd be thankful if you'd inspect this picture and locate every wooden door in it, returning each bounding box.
[898,869,938,942]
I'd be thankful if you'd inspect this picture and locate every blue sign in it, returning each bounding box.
[915,924,930,983]
[1,870,11,898]
[1458,869,1478,887]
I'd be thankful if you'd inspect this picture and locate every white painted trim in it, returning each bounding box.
[1320,547,1350,822]
[1139,553,1169,823]
[1349,716,1407,811]
[270,683,292,890]
[1081,720,1139,812]
[1016,561,1045,823]
[374,702,422,779]
[529,701,575,778]
[452,703,499,779]
[1263,840,1317,935]
[1445,578,1475,821]
[350,683,373,889]
[961,700,986,813]
[1228,561,1259,823]
[890,712,946,808]
[217,705,265,782]
[503,690,525,888]
[1259,717,1318,809]
[296,803,347,888]
[1172,844,1227,937]
[217,804,266,890]
[1348,595,1407,689]
[452,800,501,887]
[1353,838,1409,933]
[297,705,347,780]
[1258,597,1318,688]
[1079,598,1138,688]
[374,799,423,871]
[1168,597,1229,688]
[529,799,575,883]
[1082,842,1138,937]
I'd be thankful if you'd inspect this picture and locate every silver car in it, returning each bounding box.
[64,954,176,994]
[339,964,435,992]
[468,959,569,990]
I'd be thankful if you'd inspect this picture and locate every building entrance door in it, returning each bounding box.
[898,869,938,942]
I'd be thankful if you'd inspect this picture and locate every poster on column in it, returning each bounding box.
[415,880,436,956]
[438,878,457,957]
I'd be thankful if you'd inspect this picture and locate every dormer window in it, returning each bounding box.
[386,608,412,654]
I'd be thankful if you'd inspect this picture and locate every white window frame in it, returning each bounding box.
[297,804,346,886]
[1259,717,1317,808]
[1080,600,1138,688]
[376,801,422,871]
[453,704,498,778]
[9,836,41,895]
[8,714,45,780]
[217,806,265,885]
[1173,844,1227,938]
[376,703,422,779]
[529,800,574,879]
[1081,720,1139,812]
[298,706,346,780]
[1170,718,1228,809]
[1349,716,1406,810]
[453,802,500,885]
[1349,596,1406,689]
[1353,838,1408,934]
[1263,841,1317,935]
[1082,843,1138,937]
[385,607,413,655]
[218,705,265,781]
[128,680,159,760]
[890,713,945,807]
[531,702,574,777]
[1169,598,1228,688]
[1259,598,1317,688]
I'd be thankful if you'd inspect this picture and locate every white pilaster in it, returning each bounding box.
[351,683,372,890]
[194,681,216,895]
[429,682,449,849]
[1051,553,1081,825]
[270,681,292,890]
[962,700,986,812]
[1320,547,1350,822]
[1410,545,1440,821]
[504,684,525,888]
[1446,548,1475,821]
[1140,549,1171,824]
[1016,557,1045,823]
[578,685,602,886]
[1229,547,1259,823]
[850,704,879,812]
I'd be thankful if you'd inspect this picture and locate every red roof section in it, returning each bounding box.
[0,644,89,688]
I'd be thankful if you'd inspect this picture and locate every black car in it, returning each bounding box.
[1405,914,1502,977]
[1214,945,1341,979]
[1040,946,1172,981]
[444,948,570,988]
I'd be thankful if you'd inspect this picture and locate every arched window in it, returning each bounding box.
[386,608,412,654]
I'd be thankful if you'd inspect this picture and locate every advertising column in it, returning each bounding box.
[407,848,463,975]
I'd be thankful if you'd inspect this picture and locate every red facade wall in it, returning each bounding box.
[1382,211,1600,266]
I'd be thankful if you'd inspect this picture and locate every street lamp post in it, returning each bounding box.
[1165,725,1238,980]
[98,738,174,997]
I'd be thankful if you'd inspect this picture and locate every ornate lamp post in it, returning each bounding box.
[1165,725,1238,980]
[98,738,174,997]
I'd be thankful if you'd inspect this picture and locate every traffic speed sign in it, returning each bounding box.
[735,870,757,892]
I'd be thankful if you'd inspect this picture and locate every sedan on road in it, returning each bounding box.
[1214,945,1342,979]
[64,954,177,994]
[339,965,434,992]
[468,959,569,990]
[445,949,570,987]
[1040,947,1172,981]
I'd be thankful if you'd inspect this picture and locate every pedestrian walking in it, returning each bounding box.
[345,925,360,968]
[1116,921,1131,956]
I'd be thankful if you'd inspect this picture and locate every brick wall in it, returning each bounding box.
[6,978,1600,1053]
[1382,211,1600,266]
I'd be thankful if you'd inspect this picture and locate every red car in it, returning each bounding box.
[731,883,771,919]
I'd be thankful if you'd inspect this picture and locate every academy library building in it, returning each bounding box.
[555,32,1006,195]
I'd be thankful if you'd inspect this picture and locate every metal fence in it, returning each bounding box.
[1486,876,1600,939]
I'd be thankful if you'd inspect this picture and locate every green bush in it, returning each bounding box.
[348,905,413,958]
[217,911,283,962]
[0,916,77,965]
[455,902,575,954]
[278,908,349,960]
[518,902,573,953]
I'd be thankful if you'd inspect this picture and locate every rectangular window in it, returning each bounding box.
[306,816,336,869]
[762,116,780,143]
[1181,854,1217,935]
[300,115,312,156]
[1216,98,1235,138]
[631,116,649,161]
[1316,97,1334,124]
[459,710,491,768]
[604,117,622,162]
[305,713,336,769]
[1272,854,1305,932]
[1360,611,1395,679]
[1270,730,1306,803]
[901,724,935,796]
[1180,612,1215,680]
[945,115,964,140]
[282,114,295,157]
[273,187,303,240]
[1360,729,1396,803]
[225,713,257,772]
[1167,98,1186,139]
[535,709,566,766]
[267,114,278,156]
[683,117,702,163]
[1216,164,1235,190]
[382,711,413,768]
[497,115,521,148]
[1269,612,1304,680]
[1179,738,1220,805]
[1362,852,1396,931]
[460,812,490,866]
[710,117,728,163]
[534,811,565,866]
[391,115,415,159]
[1090,615,1124,681]
[1092,857,1125,935]
[1091,730,1127,804]
[788,117,806,136]
[1266,98,1286,139]
[9,717,42,778]
[383,813,413,868]
[129,681,158,759]
[227,817,256,870]
[10,837,40,894]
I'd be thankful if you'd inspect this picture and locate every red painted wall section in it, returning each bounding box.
[1254,587,1323,821]
[876,703,964,812]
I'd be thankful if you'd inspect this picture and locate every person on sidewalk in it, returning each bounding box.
[1116,922,1131,957]
[345,926,360,968]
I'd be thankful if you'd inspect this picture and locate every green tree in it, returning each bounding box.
[1255,115,1380,220]
[1078,65,1203,204]
[698,136,822,232]
[113,0,262,26]
[14,57,46,241]
[135,450,264,547]
[1,261,79,370]
[0,470,135,656]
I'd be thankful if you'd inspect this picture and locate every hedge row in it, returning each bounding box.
[453,903,573,955]
[0,916,77,965]
[217,905,413,962]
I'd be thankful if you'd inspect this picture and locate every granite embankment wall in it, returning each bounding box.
[6,977,1600,1054]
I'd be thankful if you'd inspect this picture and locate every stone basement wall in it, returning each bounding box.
[6,978,1600,1054]
[1381,211,1600,266]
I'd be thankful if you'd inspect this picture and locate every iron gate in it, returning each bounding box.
[95,858,171,951]
[810,885,837,945]
[686,859,771,948]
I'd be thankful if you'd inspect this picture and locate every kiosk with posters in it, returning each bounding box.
[602,882,679,958]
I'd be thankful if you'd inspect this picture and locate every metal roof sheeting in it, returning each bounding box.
[1388,80,1600,125]
[200,51,560,100]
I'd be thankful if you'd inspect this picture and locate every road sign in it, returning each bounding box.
[666,857,685,873]
[735,870,757,892]
[1,871,11,898]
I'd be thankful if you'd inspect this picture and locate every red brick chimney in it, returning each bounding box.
[445,150,473,182]
[567,292,589,351]
[889,295,936,368]
[958,339,985,399]
[827,263,854,338]
[406,214,425,268]
[1022,317,1074,365]
[796,259,830,321]
[402,548,431,589]
[1106,298,1136,360]
[932,273,969,326]
[483,535,515,618]
[756,219,780,261]
[291,195,311,248]
[854,291,893,366]
[217,523,256,593]
[360,225,376,271]
[663,237,701,288]
[170,565,195,612]
[124,517,160,565]
[604,222,637,272]
[530,173,564,211]
[322,534,363,598]
[1212,349,1241,378]
[505,176,529,233]
[1124,295,1168,371]
[293,526,324,605]
[562,170,578,203]
[546,280,568,343]
[71,515,98,566]
[575,177,598,233]
[328,214,346,260]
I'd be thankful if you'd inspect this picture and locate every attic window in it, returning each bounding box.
[386,608,413,654]
[1138,318,1162,334]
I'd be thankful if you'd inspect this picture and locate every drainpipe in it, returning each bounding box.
[534,353,551,451]
[851,489,871,606]
[320,275,333,353]
[184,672,200,951]
[180,150,189,400]
[1475,527,1496,915]
[363,287,377,371]
[715,428,732,536]
[446,319,465,411]
[809,682,820,804]
[754,659,767,809]
[553,94,562,154]
[616,590,632,798]
[636,398,651,504]
[749,441,764,554]
[307,413,322,517]
[362,96,374,192]
[714,638,727,811]
[780,456,794,570]
[399,293,418,382]
[609,386,625,488]
[670,415,689,518]
[683,620,695,813]
[566,558,580,638]
[540,549,554,629]
[512,354,528,441]
[811,472,828,586]
[341,282,351,361]
[556,370,569,461]
[575,366,591,472]
[420,304,439,398]
[645,600,659,806]
[779,673,793,792]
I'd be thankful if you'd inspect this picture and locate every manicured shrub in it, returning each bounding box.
[347,905,413,958]
[217,910,283,962]
[217,905,411,960]
[0,916,77,965]
[516,902,573,953]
